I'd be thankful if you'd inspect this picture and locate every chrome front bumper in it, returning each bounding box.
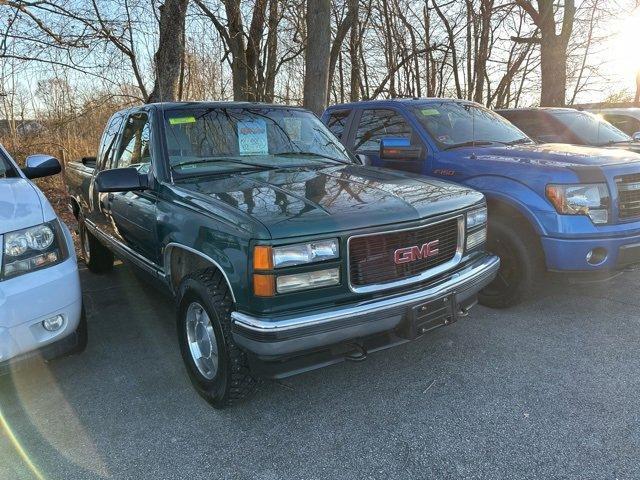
[232,253,500,358]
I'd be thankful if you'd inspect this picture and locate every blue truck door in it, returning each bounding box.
[349,108,425,174]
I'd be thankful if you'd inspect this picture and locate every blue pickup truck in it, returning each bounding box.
[322,99,640,307]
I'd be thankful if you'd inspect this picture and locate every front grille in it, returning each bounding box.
[348,217,461,289]
[616,174,640,220]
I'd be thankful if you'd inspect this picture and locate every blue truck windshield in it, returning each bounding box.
[551,111,631,146]
[411,102,530,149]
[164,107,352,175]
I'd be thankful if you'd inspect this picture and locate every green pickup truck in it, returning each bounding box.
[65,102,499,407]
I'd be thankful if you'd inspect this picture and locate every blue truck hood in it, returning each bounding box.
[442,143,640,168]
[176,164,483,239]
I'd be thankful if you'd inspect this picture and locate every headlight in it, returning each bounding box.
[1,221,67,280]
[546,183,609,224]
[276,268,340,294]
[466,207,487,229]
[254,239,339,269]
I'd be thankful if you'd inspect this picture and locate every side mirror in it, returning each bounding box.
[95,168,148,193]
[22,154,61,179]
[632,132,640,142]
[380,137,422,160]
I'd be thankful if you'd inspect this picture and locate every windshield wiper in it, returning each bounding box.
[601,140,632,146]
[505,137,533,146]
[442,141,495,151]
[172,157,277,172]
[273,152,351,165]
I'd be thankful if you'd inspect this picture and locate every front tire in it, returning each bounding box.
[479,218,542,309]
[79,219,114,274]
[176,268,257,408]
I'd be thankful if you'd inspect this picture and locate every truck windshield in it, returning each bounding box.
[163,107,352,175]
[410,102,531,150]
[551,111,631,146]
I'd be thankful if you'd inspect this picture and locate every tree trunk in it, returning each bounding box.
[147,0,189,103]
[264,0,279,102]
[349,0,361,102]
[303,0,331,115]
[540,34,567,106]
[635,71,640,105]
[223,0,250,101]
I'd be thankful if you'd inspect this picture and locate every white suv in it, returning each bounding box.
[0,144,85,373]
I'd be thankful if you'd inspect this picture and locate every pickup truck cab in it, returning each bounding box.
[497,107,640,153]
[0,145,85,373]
[322,99,640,307]
[65,101,499,407]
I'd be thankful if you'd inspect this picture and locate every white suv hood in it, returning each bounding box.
[0,178,45,234]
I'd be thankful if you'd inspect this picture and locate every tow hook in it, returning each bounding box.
[345,343,367,362]
[457,306,471,318]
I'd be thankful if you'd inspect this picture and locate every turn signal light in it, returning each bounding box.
[253,274,275,297]
[253,246,273,270]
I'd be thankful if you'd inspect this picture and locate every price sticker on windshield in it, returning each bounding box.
[238,120,269,155]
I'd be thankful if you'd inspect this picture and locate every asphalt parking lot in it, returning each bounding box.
[1,264,639,480]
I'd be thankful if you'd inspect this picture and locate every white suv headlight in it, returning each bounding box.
[1,221,67,280]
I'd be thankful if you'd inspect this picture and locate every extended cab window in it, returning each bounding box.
[354,109,412,152]
[97,113,125,170]
[114,113,151,171]
[326,110,350,139]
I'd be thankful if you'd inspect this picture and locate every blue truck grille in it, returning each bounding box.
[348,218,460,288]
[616,174,640,220]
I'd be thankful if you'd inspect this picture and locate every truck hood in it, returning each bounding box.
[177,164,483,238]
[0,178,44,234]
[445,143,640,168]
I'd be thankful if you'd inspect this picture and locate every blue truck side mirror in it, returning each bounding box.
[380,137,422,160]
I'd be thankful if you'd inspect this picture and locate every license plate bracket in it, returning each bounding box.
[405,295,456,338]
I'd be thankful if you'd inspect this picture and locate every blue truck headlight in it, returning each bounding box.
[546,184,610,224]
[272,239,339,268]
[1,221,67,280]
[466,207,487,229]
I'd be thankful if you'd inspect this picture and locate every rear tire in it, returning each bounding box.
[479,218,542,309]
[176,268,257,408]
[79,219,114,274]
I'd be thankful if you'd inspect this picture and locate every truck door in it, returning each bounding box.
[108,112,159,263]
[350,108,425,174]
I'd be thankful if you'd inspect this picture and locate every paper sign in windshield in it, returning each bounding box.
[420,109,441,116]
[169,116,196,125]
[238,120,268,155]
[283,117,303,142]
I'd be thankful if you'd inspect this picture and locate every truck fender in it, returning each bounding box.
[163,243,237,303]
[463,176,552,237]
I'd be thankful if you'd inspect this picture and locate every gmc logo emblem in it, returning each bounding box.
[394,240,440,264]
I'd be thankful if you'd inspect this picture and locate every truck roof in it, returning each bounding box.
[325,97,478,110]
[496,107,579,114]
[148,101,306,111]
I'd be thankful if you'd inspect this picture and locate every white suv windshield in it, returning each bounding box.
[411,102,531,150]
[164,107,352,175]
